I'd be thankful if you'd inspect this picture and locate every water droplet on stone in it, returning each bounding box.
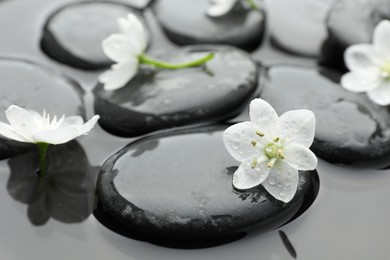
[163,99,172,105]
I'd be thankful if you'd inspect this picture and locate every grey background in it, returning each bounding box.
[0,0,389,259]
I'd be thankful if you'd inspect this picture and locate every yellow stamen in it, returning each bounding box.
[251,159,258,169]
[267,158,277,168]
[277,149,285,159]
[256,131,264,137]
[251,141,257,147]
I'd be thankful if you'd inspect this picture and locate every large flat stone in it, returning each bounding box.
[94,45,259,137]
[95,125,319,247]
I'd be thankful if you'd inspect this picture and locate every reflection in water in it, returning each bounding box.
[278,230,297,259]
[7,141,98,226]
[227,166,276,204]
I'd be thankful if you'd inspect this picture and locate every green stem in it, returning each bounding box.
[246,0,260,11]
[139,52,215,70]
[37,142,49,180]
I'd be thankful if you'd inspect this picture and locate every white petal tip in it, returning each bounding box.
[206,0,238,17]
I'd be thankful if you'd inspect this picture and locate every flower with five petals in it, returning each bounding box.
[223,98,317,203]
[341,20,390,106]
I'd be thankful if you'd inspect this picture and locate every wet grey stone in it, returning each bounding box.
[0,58,85,159]
[94,45,259,137]
[320,0,390,70]
[153,0,265,52]
[260,66,390,166]
[95,125,319,246]
[41,1,147,70]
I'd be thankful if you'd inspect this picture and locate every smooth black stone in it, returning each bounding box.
[96,125,319,245]
[260,66,390,166]
[153,0,265,52]
[0,58,85,159]
[41,2,147,70]
[320,0,390,71]
[7,141,98,226]
[94,45,259,137]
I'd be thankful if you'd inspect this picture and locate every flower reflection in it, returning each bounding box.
[6,141,98,225]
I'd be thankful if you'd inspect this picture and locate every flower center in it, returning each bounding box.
[264,142,279,158]
[264,138,284,168]
[380,62,390,79]
[251,133,285,169]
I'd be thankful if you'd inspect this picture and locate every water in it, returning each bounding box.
[0,0,389,259]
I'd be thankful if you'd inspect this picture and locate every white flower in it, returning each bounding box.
[206,0,259,17]
[341,20,390,106]
[0,105,100,145]
[223,98,317,203]
[99,13,147,91]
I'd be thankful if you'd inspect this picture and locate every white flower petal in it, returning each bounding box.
[344,44,383,72]
[76,115,100,136]
[233,155,270,190]
[28,110,45,126]
[277,109,315,148]
[223,121,266,162]
[249,98,278,136]
[118,14,147,54]
[99,61,138,91]
[5,105,41,140]
[0,122,31,143]
[262,162,299,203]
[206,0,238,17]
[341,72,381,93]
[284,143,317,171]
[60,116,83,127]
[373,20,390,58]
[102,34,139,63]
[32,127,79,145]
[367,82,390,106]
